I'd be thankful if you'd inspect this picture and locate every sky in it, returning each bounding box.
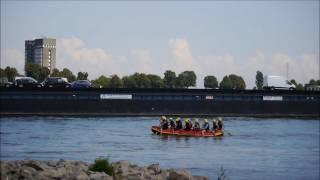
[1,1,319,88]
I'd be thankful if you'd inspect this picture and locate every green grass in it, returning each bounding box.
[89,158,114,176]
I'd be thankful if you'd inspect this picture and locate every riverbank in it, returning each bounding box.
[0,159,210,180]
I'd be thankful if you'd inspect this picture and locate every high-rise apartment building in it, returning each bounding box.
[25,38,56,73]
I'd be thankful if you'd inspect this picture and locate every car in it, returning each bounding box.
[71,80,92,89]
[0,77,13,88]
[42,77,71,88]
[14,76,42,88]
[263,75,296,90]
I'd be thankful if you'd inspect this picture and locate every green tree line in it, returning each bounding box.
[1,64,319,90]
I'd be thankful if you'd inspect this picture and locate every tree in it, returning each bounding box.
[77,72,88,80]
[309,79,317,85]
[0,68,5,78]
[39,67,50,81]
[183,71,196,88]
[290,79,298,86]
[109,74,123,88]
[229,74,246,90]
[91,75,110,88]
[296,83,304,91]
[163,70,176,88]
[122,75,137,88]
[204,75,218,89]
[219,76,232,89]
[60,68,76,82]
[132,73,151,88]
[255,71,263,90]
[51,68,60,77]
[147,74,164,88]
[175,74,185,88]
[4,66,19,82]
[25,63,42,81]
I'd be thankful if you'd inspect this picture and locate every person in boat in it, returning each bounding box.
[202,118,210,131]
[161,116,169,130]
[169,117,176,129]
[189,119,193,130]
[193,118,200,130]
[217,117,224,130]
[184,119,192,131]
[175,117,183,130]
[212,119,218,131]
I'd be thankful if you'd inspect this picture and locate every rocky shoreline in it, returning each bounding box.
[0,159,210,180]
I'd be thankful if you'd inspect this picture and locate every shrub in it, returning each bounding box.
[217,166,229,180]
[89,158,114,176]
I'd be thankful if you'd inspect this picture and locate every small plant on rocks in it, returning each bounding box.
[217,166,229,180]
[89,158,114,176]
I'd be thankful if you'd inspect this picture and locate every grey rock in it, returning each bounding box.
[22,160,50,171]
[168,169,194,180]
[90,172,113,180]
[76,171,90,180]
[193,176,210,180]
[147,164,161,175]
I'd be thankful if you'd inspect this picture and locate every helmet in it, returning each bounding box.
[195,118,199,122]
[204,118,208,123]
[218,117,223,121]
[176,117,180,121]
[169,117,173,121]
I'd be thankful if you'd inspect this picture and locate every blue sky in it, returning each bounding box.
[1,1,319,88]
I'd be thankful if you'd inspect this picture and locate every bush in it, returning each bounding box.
[89,158,114,176]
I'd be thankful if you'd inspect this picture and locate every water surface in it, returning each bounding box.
[1,117,319,180]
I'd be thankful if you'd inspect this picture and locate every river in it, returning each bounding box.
[0,117,319,180]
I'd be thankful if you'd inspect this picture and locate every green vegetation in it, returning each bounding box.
[220,74,246,90]
[25,63,50,81]
[204,75,218,89]
[0,66,19,81]
[89,158,114,176]
[91,75,110,88]
[290,79,304,91]
[163,70,176,88]
[51,68,76,82]
[2,65,320,90]
[255,71,263,90]
[217,166,229,180]
[109,74,123,88]
[77,72,88,80]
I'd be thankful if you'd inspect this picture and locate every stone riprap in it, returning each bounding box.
[0,159,210,180]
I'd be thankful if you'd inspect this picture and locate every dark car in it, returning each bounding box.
[14,77,42,88]
[42,77,71,88]
[71,80,92,89]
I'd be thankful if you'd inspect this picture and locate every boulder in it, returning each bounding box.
[22,160,50,171]
[147,164,161,175]
[193,176,210,180]
[168,169,194,180]
[89,172,113,180]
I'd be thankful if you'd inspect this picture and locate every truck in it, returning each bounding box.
[263,75,296,90]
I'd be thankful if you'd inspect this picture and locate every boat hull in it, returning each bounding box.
[151,126,223,137]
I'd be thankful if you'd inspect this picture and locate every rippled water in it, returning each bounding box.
[1,117,319,180]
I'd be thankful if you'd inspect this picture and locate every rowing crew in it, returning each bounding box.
[159,116,224,131]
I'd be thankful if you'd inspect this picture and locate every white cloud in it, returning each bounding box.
[168,38,319,88]
[4,36,316,88]
[0,48,24,74]
[130,49,154,74]
[58,37,128,79]
[169,38,199,72]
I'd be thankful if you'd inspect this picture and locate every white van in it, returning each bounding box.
[263,75,296,90]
